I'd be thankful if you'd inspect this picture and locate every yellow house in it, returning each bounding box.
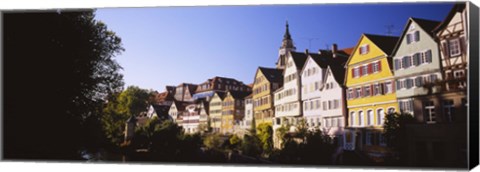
[209,91,226,133]
[252,67,283,128]
[343,33,399,162]
[221,90,251,135]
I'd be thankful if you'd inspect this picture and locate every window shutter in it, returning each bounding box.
[380,83,385,94]
[368,63,373,74]
[351,68,355,78]
[366,45,370,53]
[377,61,382,71]
[425,50,432,63]
[359,67,363,76]
[370,84,375,96]
[412,54,418,66]
[442,42,450,58]
[396,80,401,90]
[394,59,399,70]
[406,34,411,44]
[414,31,420,42]
[459,37,466,55]
[391,81,395,93]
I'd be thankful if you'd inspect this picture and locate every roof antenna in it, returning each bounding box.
[301,37,320,50]
[385,24,395,36]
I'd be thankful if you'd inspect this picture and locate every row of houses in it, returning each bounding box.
[128,2,470,167]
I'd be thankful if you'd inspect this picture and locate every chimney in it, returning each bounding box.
[332,43,338,58]
[305,49,309,55]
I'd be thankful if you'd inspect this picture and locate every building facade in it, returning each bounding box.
[221,90,251,135]
[193,76,252,101]
[209,91,226,133]
[343,34,399,161]
[252,67,283,128]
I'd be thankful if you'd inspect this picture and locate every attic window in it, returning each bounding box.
[359,44,369,55]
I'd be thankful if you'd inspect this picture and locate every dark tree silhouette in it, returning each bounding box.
[4,10,124,160]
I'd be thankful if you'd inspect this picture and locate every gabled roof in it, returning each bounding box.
[151,104,170,117]
[339,47,354,56]
[213,91,227,100]
[172,100,190,111]
[309,51,331,68]
[412,17,441,36]
[227,90,252,100]
[392,17,441,56]
[258,67,284,83]
[327,59,348,87]
[289,51,308,70]
[433,2,466,34]
[363,34,399,55]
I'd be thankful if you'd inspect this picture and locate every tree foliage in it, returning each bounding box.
[4,10,124,159]
[101,86,156,147]
[383,112,415,164]
[256,123,273,154]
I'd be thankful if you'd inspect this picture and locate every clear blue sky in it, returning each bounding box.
[95,2,454,92]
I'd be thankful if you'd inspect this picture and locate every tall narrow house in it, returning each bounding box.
[392,17,442,121]
[343,34,399,161]
[401,3,469,167]
[252,67,283,127]
[221,90,252,135]
[209,92,226,133]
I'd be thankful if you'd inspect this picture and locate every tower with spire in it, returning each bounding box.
[276,21,296,69]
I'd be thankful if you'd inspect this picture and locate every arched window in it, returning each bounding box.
[367,110,373,126]
[388,107,395,114]
[358,111,364,126]
[377,108,384,125]
[350,111,355,126]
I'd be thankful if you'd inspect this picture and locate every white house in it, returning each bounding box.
[273,50,309,148]
[182,104,201,134]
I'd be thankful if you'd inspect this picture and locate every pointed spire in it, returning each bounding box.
[284,20,292,40]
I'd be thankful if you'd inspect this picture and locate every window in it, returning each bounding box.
[443,100,455,122]
[367,110,373,126]
[388,107,395,114]
[358,111,364,126]
[355,87,361,98]
[362,65,368,76]
[366,132,373,145]
[405,78,414,89]
[454,70,465,79]
[364,86,371,97]
[424,101,436,123]
[414,31,420,42]
[424,50,432,63]
[360,44,369,55]
[406,33,413,44]
[353,67,360,78]
[394,59,401,70]
[448,38,461,57]
[350,112,355,126]
[385,82,392,93]
[323,101,327,110]
[403,56,412,68]
[373,84,380,95]
[377,108,384,125]
[373,61,379,72]
[348,89,353,99]
[415,76,423,87]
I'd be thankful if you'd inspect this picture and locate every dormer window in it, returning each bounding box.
[359,44,369,55]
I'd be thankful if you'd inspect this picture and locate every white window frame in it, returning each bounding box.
[377,108,384,125]
[448,38,461,57]
[424,101,436,124]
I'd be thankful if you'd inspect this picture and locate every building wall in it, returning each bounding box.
[209,93,223,133]
[241,98,254,130]
[316,67,345,136]
[274,55,302,118]
[168,104,179,123]
[253,70,274,126]
[393,20,443,101]
[221,93,235,134]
